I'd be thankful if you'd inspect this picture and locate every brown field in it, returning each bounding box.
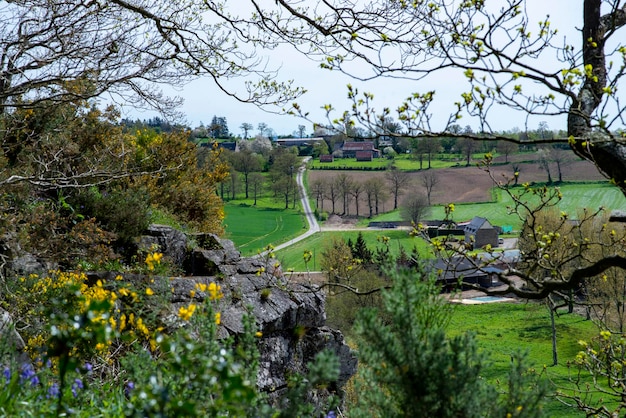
[307,157,607,216]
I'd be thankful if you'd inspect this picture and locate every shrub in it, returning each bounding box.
[349,268,547,418]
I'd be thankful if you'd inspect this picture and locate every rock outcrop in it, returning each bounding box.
[1,224,357,404]
[141,226,358,401]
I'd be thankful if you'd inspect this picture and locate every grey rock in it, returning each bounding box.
[138,224,188,267]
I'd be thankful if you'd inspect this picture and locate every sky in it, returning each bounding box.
[121,1,584,138]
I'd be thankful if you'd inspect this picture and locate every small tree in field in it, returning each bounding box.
[400,193,430,225]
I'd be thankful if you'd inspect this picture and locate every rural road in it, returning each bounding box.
[265,157,320,253]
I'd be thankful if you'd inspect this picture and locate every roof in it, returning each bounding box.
[341,141,376,151]
[275,137,326,146]
[428,257,503,281]
[465,217,493,233]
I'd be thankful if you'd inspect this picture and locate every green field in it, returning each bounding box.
[363,182,626,231]
[448,302,601,417]
[307,154,471,170]
[223,200,307,255]
[275,229,431,271]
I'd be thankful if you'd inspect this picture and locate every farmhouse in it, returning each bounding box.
[336,141,380,159]
[464,216,500,249]
[429,257,503,290]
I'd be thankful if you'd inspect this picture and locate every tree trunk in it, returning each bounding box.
[548,298,558,366]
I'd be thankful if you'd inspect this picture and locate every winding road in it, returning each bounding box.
[268,157,320,253]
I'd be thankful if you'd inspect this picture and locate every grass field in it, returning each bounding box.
[448,302,601,417]
[273,181,626,269]
[274,229,431,271]
[362,182,626,231]
[307,153,483,170]
[223,199,307,255]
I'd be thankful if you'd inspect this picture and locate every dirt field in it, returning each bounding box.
[308,157,606,216]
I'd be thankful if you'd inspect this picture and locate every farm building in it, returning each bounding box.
[464,217,500,249]
[429,257,503,290]
[336,141,380,159]
[355,150,373,161]
[275,137,326,147]
[319,154,334,163]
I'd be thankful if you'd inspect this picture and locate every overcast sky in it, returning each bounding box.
[122,1,584,138]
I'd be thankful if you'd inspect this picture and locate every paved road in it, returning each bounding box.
[265,157,320,254]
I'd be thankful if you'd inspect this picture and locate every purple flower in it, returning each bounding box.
[71,378,84,397]
[326,411,336,418]
[83,363,93,373]
[124,381,135,398]
[3,367,10,384]
[47,383,60,399]
[19,364,39,387]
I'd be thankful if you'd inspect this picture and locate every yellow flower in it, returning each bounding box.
[215,312,221,325]
[255,331,263,338]
[145,252,163,271]
[178,304,197,321]
[208,282,223,301]
[145,287,154,296]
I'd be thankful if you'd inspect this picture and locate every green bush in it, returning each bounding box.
[70,186,150,245]
[349,268,547,418]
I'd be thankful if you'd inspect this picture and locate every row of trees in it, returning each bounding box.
[217,147,301,208]
[309,167,437,220]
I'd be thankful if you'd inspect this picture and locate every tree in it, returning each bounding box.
[350,180,364,217]
[420,137,441,169]
[230,150,261,199]
[550,145,575,183]
[335,173,353,215]
[536,146,554,183]
[496,140,519,163]
[296,124,307,138]
[240,123,254,139]
[268,149,299,208]
[363,177,386,217]
[384,166,411,210]
[400,193,430,225]
[310,178,328,211]
[457,137,477,167]
[0,2,301,116]
[420,171,439,206]
[209,116,230,139]
[257,122,270,138]
[324,178,340,215]
[248,172,265,206]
